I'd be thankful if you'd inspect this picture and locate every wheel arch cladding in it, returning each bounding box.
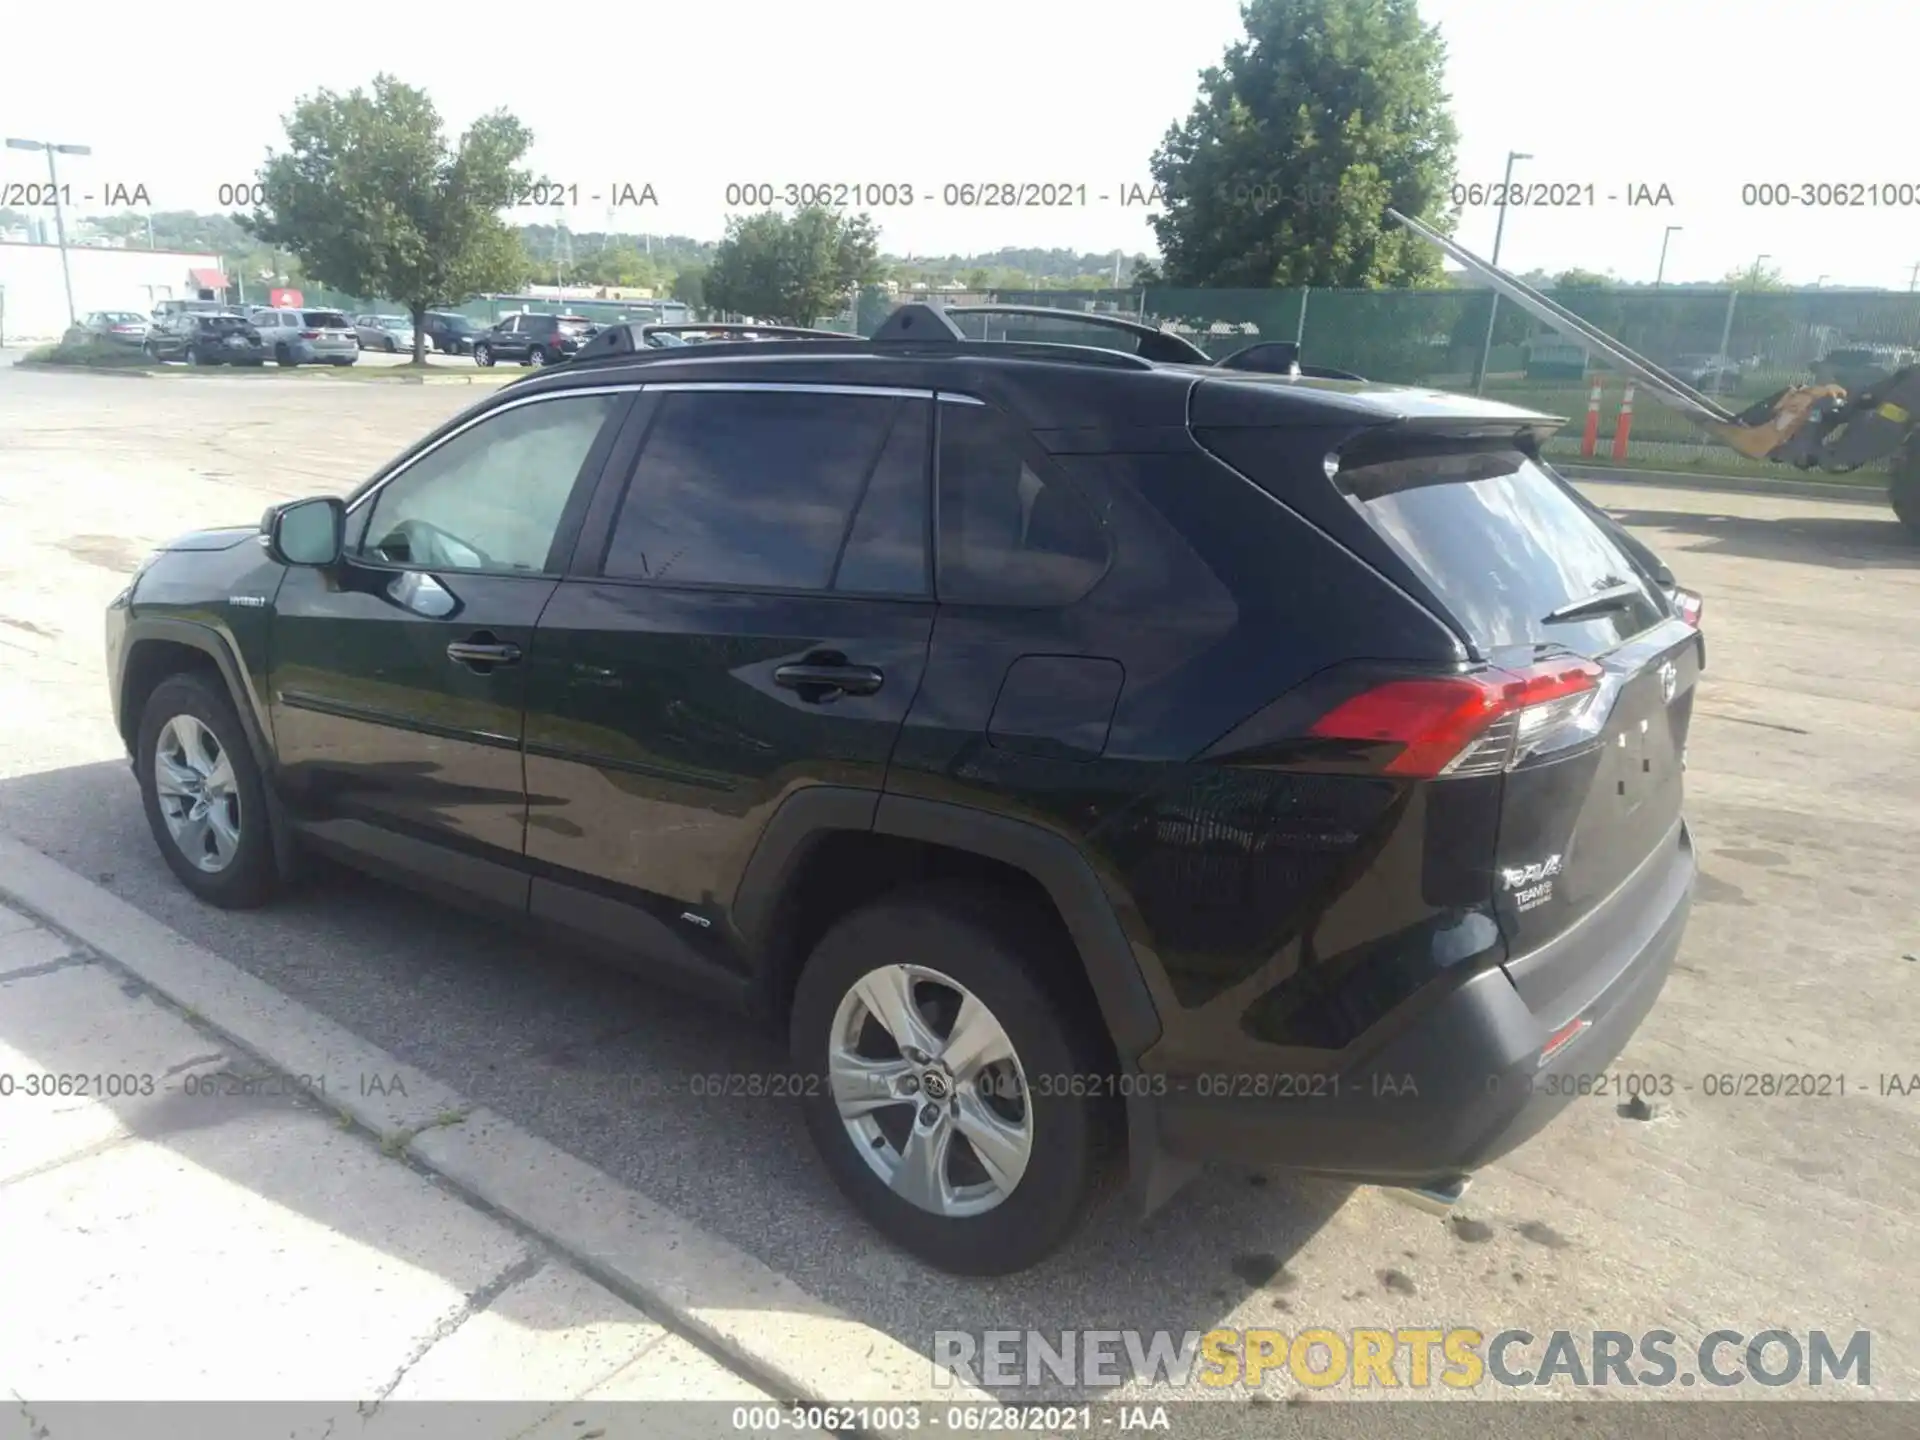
[732,788,1162,1066]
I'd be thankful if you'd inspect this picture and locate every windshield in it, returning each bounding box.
[303,312,350,328]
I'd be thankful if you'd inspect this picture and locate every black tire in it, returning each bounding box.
[136,674,279,909]
[385,335,398,353]
[276,344,298,367]
[790,881,1110,1275]
[1891,448,1920,542]
[184,345,202,367]
[474,343,494,367]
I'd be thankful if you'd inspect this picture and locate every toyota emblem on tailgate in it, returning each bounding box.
[1659,660,1678,703]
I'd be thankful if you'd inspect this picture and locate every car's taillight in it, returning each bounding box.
[1306,659,1605,778]
[1669,587,1704,627]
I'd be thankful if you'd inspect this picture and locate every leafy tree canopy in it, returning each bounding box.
[702,207,882,325]
[243,74,534,360]
[1724,262,1787,292]
[1148,0,1459,288]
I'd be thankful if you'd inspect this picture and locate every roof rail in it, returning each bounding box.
[524,302,1179,382]
[901,303,1212,364]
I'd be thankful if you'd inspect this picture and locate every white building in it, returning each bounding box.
[0,242,227,342]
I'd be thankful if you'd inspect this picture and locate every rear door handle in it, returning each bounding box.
[447,639,521,668]
[773,663,883,700]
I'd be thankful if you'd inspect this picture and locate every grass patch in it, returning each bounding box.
[23,340,157,370]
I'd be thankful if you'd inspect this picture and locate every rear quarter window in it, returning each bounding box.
[935,400,1110,606]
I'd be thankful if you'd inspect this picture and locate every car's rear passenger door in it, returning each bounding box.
[522,382,936,980]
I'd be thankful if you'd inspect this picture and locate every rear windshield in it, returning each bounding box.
[558,318,593,333]
[304,311,350,328]
[1338,449,1666,654]
[201,316,250,332]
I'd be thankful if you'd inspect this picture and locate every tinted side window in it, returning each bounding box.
[602,389,913,591]
[935,401,1108,605]
[359,394,622,573]
[834,400,930,595]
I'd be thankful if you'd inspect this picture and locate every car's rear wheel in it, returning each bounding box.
[528,348,546,367]
[136,674,279,909]
[1890,446,1920,542]
[385,335,398,353]
[276,344,297,367]
[184,345,202,366]
[473,343,494,367]
[790,882,1109,1275]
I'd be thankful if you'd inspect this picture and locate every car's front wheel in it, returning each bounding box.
[791,883,1109,1275]
[473,343,494,367]
[136,674,279,909]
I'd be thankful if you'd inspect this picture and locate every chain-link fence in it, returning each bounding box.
[920,285,1920,478]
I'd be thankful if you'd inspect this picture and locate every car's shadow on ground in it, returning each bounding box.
[1603,503,1917,570]
[0,758,1356,1397]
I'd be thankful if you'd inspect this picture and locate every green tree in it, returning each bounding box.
[1147,0,1458,288]
[244,75,535,363]
[1553,268,1612,290]
[702,206,881,325]
[1724,261,1787,292]
[670,263,707,309]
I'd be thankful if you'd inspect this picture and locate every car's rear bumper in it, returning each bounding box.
[1145,818,1692,1185]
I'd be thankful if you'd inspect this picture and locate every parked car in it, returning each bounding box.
[1668,353,1742,390]
[249,308,360,367]
[152,299,232,321]
[1811,344,1919,394]
[104,309,1702,1276]
[420,311,484,355]
[471,312,594,367]
[352,314,417,353]
[65,311,151,348]
[142,311,267,367]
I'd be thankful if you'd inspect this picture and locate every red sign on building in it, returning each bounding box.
[268,288,304,309]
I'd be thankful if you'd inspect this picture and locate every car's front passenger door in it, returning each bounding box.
[267,388,636,902]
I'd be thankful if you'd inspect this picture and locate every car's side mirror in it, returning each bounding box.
[262,496,345,567]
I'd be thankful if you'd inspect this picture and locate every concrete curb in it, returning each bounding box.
[1558,463,1889,506]
[0,831,986,1423]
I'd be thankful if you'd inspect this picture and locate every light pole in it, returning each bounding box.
[1713,253,1766,396]
[1472,149,1531,394]
[5,137,90,328]
[1655,225,1682,286]
[1909,261,1918,294]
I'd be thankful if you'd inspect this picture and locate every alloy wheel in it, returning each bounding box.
[152,714,242,873]
[828,964,1034,1218]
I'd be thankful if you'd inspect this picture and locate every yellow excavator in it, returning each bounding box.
[1389,210,1920,540]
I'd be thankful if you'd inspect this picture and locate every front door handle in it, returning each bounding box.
[447,637,522,669]
[773,663,884,701]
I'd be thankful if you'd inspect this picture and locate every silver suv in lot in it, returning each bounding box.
[249,308,360,367]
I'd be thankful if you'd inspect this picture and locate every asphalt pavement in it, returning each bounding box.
[1,365,1916,1422]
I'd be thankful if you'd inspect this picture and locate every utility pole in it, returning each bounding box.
[1472,149,1531,394]
[1655,225,1681,286]
[5,136,90,327]
[1909,261,1919,294]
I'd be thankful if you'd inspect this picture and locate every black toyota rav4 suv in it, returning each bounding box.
[105,304,1702,1275]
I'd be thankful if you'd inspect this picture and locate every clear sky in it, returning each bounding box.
[3,0,1913,287]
